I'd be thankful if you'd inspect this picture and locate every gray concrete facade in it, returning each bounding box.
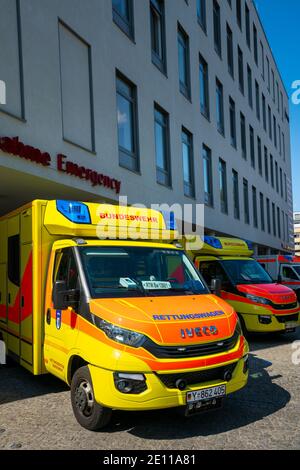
[0,0,293,253]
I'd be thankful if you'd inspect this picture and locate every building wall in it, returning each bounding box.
[0,0,293,252]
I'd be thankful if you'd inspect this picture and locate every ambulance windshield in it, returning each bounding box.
[221,259,273,285]
[79,246,208,298]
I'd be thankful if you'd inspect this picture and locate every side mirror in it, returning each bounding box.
[211,278,222,297]
[277,273,282,284]
[52,280,80,310]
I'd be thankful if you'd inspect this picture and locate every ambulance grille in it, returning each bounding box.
[275,313,299,324]
[271,302,298,310]
[142,331,239,359]
[156,363,238,389]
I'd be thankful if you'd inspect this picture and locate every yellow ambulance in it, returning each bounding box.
[0,201,249,430]
[189,236,300,335]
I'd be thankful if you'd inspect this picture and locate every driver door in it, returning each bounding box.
[44,248,79,380]
[281,265,300,289]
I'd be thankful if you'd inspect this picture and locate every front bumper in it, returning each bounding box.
[89,355,248,411]
[242,310,300,333]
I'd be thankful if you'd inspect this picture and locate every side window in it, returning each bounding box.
[282,266,298,280]
[199,261,228,285]
[8,235,20,286]
[54,249,79,290]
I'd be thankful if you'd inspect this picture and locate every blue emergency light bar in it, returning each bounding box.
[203,236,223,249]
[56,200,91,224]
[160,210,177,231]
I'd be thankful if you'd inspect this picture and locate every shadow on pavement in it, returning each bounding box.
[104,353,290,439]
[0,361,68,405]
[249,329,300,353]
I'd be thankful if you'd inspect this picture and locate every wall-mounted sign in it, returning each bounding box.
[0,136,121,194]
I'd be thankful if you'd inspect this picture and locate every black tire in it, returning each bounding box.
[71,365,112,431]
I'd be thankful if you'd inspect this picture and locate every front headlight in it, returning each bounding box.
[245,293,271,305]
[94,317,146,347]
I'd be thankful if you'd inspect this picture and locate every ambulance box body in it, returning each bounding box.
[0,201,248,430]
[188,236,300,334]
[256,255,300,299]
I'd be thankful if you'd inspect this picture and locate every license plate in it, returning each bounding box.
[286,321,298,331]
[186,385,226,403]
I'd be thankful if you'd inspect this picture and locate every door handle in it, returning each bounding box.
[8,293,11,304]
[21,296,25,308]
[46,309,51,325]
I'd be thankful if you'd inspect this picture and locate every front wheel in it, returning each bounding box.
[71,366,112,431]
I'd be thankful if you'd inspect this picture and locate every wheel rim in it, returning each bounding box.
[75,380,94,417]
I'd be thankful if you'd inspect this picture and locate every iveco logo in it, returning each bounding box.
[180,325,218,339]
[177,347,187,352]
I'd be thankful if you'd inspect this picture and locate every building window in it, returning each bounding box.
[154,104,171,187]
[266,56,270,92]
[282,132,285,160]
[252,186,258,228]
[270,154,274,188]
[262,93,266,131]
[280,168,283,198]
[240,112,246,160]
[213,0,222,57]
[182,129,195,198]
[247,65,253,108]
[260,193,265,231]
[266,198,271,233]
[227,24,234,78]
[216,78,224,135]
[272,69,275,101]
[236,0,242,30]
[245,3,250,48]
[112,0,134,38]
[277,82,280,112]
[243,178,250,224]
[268,105,272,140]
[178,25,191,99]
[219,158,228,214]
[199,54,210,119]
[255,80,260,121]
[116,72,139,171]
[150,0,166,73]
[282,210,285,241]
[275,161,279,193]
[229,97,237,148]
[273,115,277,148]
[203,145,213,206]
[281,92,284,122]
[264,146,269,182]
[257,136,262,176]
[238,47,244,94]
[197,0,207,32]
[249,125,255,168]
[260,41,265,79]
[279,125,282,156]
[284,173,287,202]
[232,170,240,219]
[277,207,281,238]
[253,23,258,65]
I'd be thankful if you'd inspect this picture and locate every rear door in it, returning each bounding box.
[20,207,33,367]
[7,216,21,357]
[0,220,7,340]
